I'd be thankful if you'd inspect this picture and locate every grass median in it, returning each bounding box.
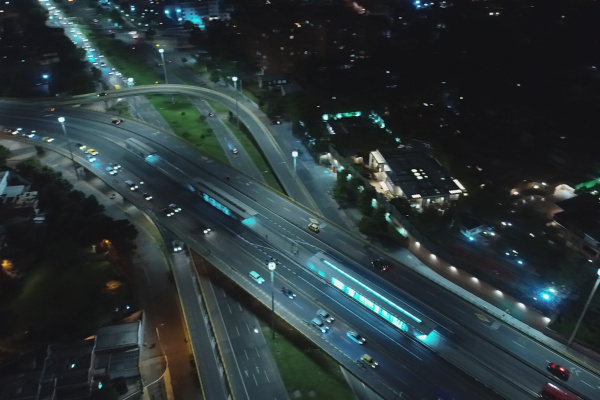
[194,254,354,400]
[260,321,355,400]
[146,94,229,165]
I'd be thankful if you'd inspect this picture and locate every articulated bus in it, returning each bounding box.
[308,252,435,341]
[540,383,581,400]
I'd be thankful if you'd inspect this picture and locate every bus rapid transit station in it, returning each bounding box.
[308,252,435,341]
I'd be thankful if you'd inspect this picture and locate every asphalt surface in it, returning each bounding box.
[12,5,598,398]
[4,109,598,400]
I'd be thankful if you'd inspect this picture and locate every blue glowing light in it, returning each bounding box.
[322,259,422,324]
[541,293,551,301]
[203,193,231,216]
[242,216,257,226]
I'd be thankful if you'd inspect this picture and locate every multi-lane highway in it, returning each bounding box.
[2,102,600,400]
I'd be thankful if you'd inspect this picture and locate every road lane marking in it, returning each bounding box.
[236,326,240,336]
[227,304,232,314]
[283,207,291,212]
[255,347,260,357]
[580,380,594,388]
[512,340,525,348]
[453,306,466,314]
[264,370,270,383]
[244,349,249,360]
[253,374,258,386]
[238,303,243,312]
[267,197,275,203]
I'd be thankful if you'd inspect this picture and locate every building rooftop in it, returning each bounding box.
[95,321,140,352]
[378,145,463,200]
[555,194,600,241]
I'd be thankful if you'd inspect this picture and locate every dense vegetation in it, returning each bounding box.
[0,157,138,351]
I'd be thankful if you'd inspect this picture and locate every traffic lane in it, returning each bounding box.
[188,227,424,398]
[171,255,230,400]
[18,113,540,400]
[11,108,600,396]
[214,286,270,397]
[216,289,288,399]
[242,196,598,394]
[381,256,600,398]
[287,270,511,400]
[18,108,600,396]
[207,227,508,400]
[54,129,552,400]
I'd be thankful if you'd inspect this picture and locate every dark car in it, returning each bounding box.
[97,92,107,97]
[111,118,123,125]
[371,258,390,272]
[547,363,570,381]
[208,112,214,117]
[281,287,296,299]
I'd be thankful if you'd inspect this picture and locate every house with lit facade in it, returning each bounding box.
[368,141,466,209]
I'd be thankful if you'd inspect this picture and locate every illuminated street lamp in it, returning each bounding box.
[292,150,298,173]
[232,76,240,129]
[268,261,277,340]
[568,268,600,346]
[158,48,168,84]
[58,117,79,179]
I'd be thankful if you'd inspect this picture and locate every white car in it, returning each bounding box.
[317,309,334,323]
[347,331,366,344]
[172,240,184,252]
[311,318,329,333]
[249,271,265,284]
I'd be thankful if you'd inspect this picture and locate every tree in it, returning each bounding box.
[0,145,11,166]
[145,28,156,41]
[91,67,102,81]
[357,186,376,216]
[209,70,220,84]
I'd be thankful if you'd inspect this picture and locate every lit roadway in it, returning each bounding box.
[21,86,320,213]
[1,102,599,400]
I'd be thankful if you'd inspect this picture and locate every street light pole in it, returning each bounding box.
[58,117,79,180]
[158,48,168,84]
[568,268,600,346]
[232,76,239,130]
[268,261,277,340]
[292,150,298,173]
